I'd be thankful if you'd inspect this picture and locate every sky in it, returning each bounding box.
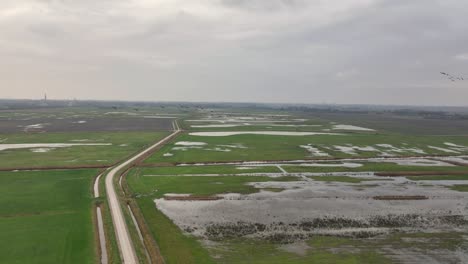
[1,0,467,106]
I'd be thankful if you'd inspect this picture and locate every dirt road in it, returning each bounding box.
[105,122,180,263]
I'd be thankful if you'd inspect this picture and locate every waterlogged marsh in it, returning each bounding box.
[128,165,468,263]
[145,132,468,164]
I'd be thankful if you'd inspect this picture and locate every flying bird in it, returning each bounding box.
[440,72,465,82]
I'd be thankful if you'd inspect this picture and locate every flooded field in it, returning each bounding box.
[155,175,468,241]
[129,109,468,263]
[146,112,468,163]
[128,164,468,263]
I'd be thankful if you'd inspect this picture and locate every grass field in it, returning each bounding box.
[312,112,468,135]
[0,169,98,264]
[284,162,468,173]
[144,133,468,164]
[407,175,468,181]
[450,184,468,192]
[207,231,467,264]
[128,169,298,198]
[208,237,392,264]
[135,162,468,176]
[133,199,215,264]
[0,131,169,169]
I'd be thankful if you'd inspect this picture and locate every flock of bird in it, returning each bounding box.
[440,72,465,82]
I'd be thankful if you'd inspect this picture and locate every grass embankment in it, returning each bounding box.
[144,133,468,164]
[0,131,168,169]
[136,199,215,264]
[0,169,98,264]
[209,236,391,264]
[209,231,466,264]
[407,175,468,181]
[450,185,468,192]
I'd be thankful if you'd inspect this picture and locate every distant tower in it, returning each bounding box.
[40,93,48,106]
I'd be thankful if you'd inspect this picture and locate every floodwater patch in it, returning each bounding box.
[300,144,330,157]
[332,125,375,131]
[217,144,247,149]
[175,141,207,146]
[191,124,247,128]
[428,146,460,153]
[30,148,54,153]
[369,158,454,167]
[23,123,49,131]
[153,175,468,244]
[206,148,232,152]
[288,162,363,168]
[143,116,177,119]
[189,131,344,137]
[0,143,112,151]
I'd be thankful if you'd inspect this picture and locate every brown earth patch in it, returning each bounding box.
[0,164,110,172]
[163,195,222,201]
[373,196,428,200]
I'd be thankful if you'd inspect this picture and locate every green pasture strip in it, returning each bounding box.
[0,169,98,264]
[0,131,168,169]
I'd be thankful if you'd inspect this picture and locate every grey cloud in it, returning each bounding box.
[0,0,467,105]
[219,0,307,11]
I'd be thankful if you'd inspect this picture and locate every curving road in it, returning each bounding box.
[105,122,180,263]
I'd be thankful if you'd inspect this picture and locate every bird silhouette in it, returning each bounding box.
[440,72,466,82]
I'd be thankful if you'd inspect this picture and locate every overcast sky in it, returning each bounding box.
[1,0,467,105]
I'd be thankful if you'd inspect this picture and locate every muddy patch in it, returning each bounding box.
[373,195,428,200]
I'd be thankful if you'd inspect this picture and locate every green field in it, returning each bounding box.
[135,162,468,176]
[0,169,98,264]
[407,175,468,181]
[135,165,282,175]
[144,133,468,164]
[128,168,298,198]
[450,185,468,192]
[284,162,468,173]
[0,131,168,169]
[207,232,467,264]
[312,112,468,135]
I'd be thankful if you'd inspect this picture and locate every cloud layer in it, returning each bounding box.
[1,0,467,105]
